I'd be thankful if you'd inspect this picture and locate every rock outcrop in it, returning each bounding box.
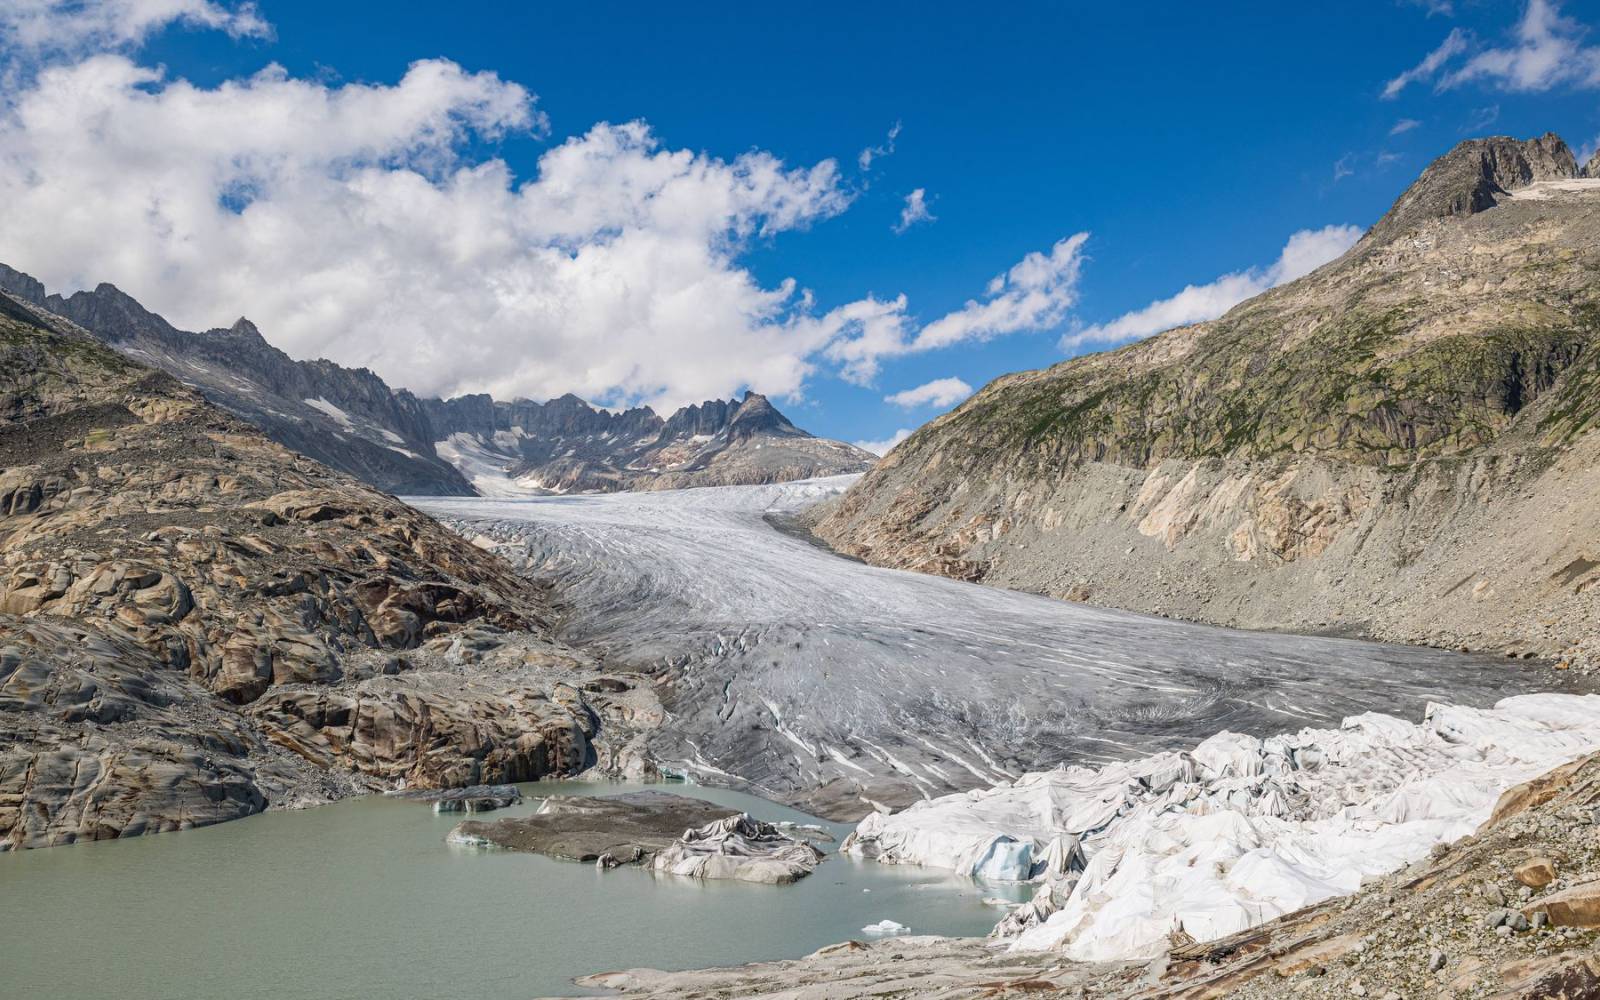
[450,790,823,884]
[814,132,1600,666]
[0,292,658,849]
[650,813,825,884]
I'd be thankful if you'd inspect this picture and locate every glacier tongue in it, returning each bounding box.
[840,693,1600,962]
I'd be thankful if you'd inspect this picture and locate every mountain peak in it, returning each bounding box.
[227,317,265,342]
[1367,131,1579,246]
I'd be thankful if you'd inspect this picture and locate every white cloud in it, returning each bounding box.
[1389,118,1422,135]
[1384,2,1600,99]
[1061,224,1361,351]
[915,234,1089,351]
[893,187,935,233]
[1442,0,1600,91]
[0,53,867,412]
[858,121,901,171]
[1332,153,1356,182]
[853,428,911,456]
[803,233,1089,386]
[0,0,270,58]
[884,377,971,409]
[1382,27,1471,98]
[0,16,1089,412]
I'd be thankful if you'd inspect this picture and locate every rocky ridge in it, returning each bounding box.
[0,263,874,498]
[0,291,658,849]
[814,133,1600,667]
[427,388,875,496]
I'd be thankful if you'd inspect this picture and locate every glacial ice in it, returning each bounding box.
[862,919,910,936]
[840,693,1600,962]
[413,478,1557,817]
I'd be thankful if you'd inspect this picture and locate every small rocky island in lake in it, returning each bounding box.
[447,790,824,884]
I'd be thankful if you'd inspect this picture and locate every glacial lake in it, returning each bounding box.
[0,781,1025,1000]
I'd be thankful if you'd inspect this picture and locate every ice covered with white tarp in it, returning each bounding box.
[840,693,1600,962]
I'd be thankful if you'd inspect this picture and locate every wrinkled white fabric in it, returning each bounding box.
[840,694,1600,961]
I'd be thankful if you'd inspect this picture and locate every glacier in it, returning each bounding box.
[411,478,1563,821]
[840,692,1600,961]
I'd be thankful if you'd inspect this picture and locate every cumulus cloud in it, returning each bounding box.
[884,377,971,409]
[916,234,1089,351]
[1442,0,1600,91]
[0,13,1088,411]
[804,233,1089,385]
[893,188,935,233]
[0,0,270,58]
[1060,225,1361,352]
[853,428,912,456]
[0,52,863,411]
[1382,27,1471,98]
[1383,2,1600,98]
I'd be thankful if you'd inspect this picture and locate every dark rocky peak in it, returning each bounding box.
[727,391,802,440]
[0,263,48,306]
[221,316,268,345]
[1367,132,1579,246]
[49,281,182,344]
[1584,148,1600,179]
[660,398,734,439]
[423,393,499,437]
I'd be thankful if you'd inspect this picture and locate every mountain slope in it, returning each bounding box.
[0,264,874,497]
[815,133,1600,666]
[0,267,475,496]
[0,291,653,849]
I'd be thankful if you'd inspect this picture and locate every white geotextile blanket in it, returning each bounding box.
[840,693,1600,961]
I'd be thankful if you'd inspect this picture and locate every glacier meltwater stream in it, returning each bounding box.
[1,478,1573,1000]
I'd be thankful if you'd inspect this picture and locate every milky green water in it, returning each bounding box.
[0,782,1024,999]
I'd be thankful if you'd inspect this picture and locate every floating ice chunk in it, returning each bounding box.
[861,920,909,936]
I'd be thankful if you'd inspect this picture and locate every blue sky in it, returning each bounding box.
[5,1,1600,449]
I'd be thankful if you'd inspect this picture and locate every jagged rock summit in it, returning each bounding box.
[426,386,872,496]
[0,266,875,498]
[814,132,1600,667]
[1367,132,1582,244]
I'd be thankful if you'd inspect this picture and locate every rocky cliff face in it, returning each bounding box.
[0,293,658,849]
[815,133,1600,666]
[0,264,874,498]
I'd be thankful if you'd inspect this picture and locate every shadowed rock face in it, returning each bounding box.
[813,132,1600,668]
[0,294,658,849]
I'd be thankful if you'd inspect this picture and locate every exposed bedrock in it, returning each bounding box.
[0,292,661,850]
